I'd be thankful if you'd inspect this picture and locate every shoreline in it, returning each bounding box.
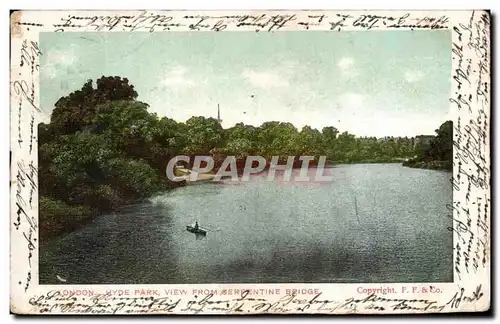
[39,160,445,245]
[402,160,452,172]
[210,157,413,177]
[38,180,186,246]
[176,160,410,183]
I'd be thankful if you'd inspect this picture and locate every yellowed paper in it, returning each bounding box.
[10,10,490,314]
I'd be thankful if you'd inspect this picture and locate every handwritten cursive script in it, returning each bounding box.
[9,9,490,315]
[26,285,485,314]
[449,10,490,282]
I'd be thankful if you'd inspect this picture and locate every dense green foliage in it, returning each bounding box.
[39,76,450,242]
[403,121,453,171]
[215,122,417,165]
[39,77,169,242]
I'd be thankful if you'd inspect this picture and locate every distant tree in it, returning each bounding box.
[218,123,258,158]
[296,126,323,156]
[39,74,444,243]
[423,120,453,163]
[183,116,224,155]
[403,120,453,170]
[257,122,299,159]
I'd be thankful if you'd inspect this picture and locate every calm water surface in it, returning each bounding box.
[40,164,453,284]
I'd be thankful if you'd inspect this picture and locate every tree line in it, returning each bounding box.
[38,76,452,242]
[402,120,453,171]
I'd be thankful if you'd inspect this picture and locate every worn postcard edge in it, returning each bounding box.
[9,9,491,315]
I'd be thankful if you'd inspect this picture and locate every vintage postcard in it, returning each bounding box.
[10,10,490,315]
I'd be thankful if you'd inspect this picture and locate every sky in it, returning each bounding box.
[40,30,451,138]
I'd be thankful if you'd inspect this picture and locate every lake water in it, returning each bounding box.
[39,163,453,284]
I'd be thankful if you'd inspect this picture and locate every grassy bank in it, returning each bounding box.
[39,196,96,245]
[38,179,186,245]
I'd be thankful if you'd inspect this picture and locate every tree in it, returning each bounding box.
[50,76,138,134]
[38,76,163,242]
[257,122,299,159]
[39,74,445,243]
[403,120,453,170]
[183,116,224,155]
[423,120,453,163]
[221,123,259,158]
[336,131,357,162]
[296,126,323,156]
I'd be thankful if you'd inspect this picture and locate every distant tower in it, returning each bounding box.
[217,103,222,124]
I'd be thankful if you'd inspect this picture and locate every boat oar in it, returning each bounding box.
[200,226,221,232]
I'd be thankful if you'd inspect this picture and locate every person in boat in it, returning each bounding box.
[194,221,199,230]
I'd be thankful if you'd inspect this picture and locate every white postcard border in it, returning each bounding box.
[10,9,491,314]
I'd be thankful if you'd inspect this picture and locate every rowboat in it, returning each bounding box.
[186,225,207,235]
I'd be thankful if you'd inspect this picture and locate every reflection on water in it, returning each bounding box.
[39,164,453,284]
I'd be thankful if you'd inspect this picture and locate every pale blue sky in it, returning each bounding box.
[40,31,451,137]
